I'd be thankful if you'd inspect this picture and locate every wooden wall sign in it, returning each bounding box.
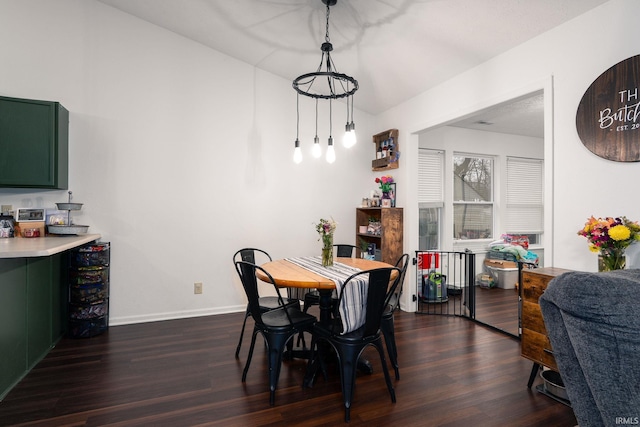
[576,54,640,162]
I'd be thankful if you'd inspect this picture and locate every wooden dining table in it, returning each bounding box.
[257,257,397,377]
[257,257,396,326]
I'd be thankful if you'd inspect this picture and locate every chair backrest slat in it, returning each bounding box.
[233,247,272,264]
[334,244,357,258]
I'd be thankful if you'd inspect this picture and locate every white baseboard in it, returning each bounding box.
[108,305,246,326]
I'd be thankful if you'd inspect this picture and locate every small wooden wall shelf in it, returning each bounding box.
[372,129,399,171]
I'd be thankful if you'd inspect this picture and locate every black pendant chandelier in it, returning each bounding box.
[292,0,359,164]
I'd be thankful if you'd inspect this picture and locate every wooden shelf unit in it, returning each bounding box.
[355,207,403,265]
[372,129,399,171]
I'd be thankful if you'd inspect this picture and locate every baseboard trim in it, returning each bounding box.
[109,305,246,326]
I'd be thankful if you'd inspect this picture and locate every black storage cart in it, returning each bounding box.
[67,242,110,338]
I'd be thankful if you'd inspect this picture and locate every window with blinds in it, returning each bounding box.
[418,149,444,207]
[505,157,543,238]
[418,149,443,250]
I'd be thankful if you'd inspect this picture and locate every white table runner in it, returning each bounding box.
[285,256,368,334]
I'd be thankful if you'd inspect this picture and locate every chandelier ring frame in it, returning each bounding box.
[292,72,358,100]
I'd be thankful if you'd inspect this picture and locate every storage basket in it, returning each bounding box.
[68,317,108,339]
[484,263,518,289]
[70,282,108,304]
[69,266,109,285]
[69,301,108,320]
[71,242,110,267]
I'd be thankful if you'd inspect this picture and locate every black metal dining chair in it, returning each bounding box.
[334,244,357,258]
[234,260,317,406]
[305,266,400,422]
[233,248,299,358]
[381,253,409,380]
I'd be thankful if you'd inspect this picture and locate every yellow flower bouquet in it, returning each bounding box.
[578,216,640,271]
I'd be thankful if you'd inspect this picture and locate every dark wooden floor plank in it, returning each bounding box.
[0,310,576,426]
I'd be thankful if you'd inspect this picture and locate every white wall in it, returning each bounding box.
[0,0,377,324]
[378,0,640,311]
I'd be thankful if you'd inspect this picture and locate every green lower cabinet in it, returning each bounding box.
[51,253,68,342]
[0,258,28,399]
[26,257,54,369]
[0,254,67,400]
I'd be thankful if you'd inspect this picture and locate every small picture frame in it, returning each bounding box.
[0,214,15,238]
[389,183,397,207]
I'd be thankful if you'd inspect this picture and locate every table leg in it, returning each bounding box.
[317,289,334,326]
[287,289,335,361]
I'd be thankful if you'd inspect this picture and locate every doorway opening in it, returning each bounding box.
[416,89,547,337]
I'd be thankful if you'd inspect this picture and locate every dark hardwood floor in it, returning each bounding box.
[0,309,576,426]
[474,286,520,336]
[418,285,520,337]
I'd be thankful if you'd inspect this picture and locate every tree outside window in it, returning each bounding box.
[453,155,493,240]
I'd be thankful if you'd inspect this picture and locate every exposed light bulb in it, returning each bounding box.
[293,139,303,164]
[343,121,357,148]
[326,136,336,164]
[342,124,353,148]
[312,135,322,158]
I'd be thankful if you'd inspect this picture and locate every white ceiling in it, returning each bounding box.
[96,0,608,136]
[450,92,545,138]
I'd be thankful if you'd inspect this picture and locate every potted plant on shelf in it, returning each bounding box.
[375,175,394,207]
[359,238,369,258]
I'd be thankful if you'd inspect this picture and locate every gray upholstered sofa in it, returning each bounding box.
[539,269,640,427]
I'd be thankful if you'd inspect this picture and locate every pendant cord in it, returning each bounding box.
[329,97,333,137]
[296,93,300,139]
[325,2,330,43]
[346,92,350,123]
[351,93,355,124]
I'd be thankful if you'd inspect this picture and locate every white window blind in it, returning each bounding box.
[505,157,543,233]
[418,149,444,207]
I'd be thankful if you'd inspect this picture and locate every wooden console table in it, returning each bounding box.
[520,267,572,404]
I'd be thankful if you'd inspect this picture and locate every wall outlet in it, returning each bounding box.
[1,205,12,214]
[194,282,203,294]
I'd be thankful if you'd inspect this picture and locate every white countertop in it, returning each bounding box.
[0,234,102,259]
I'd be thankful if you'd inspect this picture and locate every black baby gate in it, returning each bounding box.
[415,250,477,319]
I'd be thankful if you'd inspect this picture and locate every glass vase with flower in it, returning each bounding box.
[578,216,640,271]
[375,175,394,199]
[316,218,337,267]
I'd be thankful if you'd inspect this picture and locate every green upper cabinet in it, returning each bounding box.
[0,95,69,189]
